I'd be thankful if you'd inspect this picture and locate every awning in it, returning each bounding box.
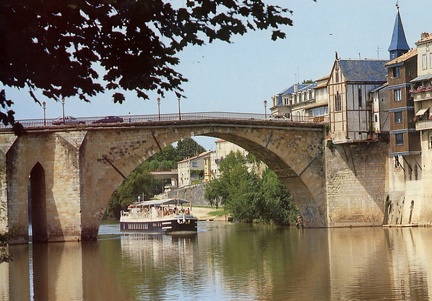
[416,107,430,116]
[411,74,432,83]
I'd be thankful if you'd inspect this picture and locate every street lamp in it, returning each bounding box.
[42,101,46,126]
[61,97,65,124]
[157,97,161,121]
[264,99,267,119]
[178,97,182,120]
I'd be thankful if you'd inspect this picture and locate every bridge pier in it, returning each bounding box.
[0,132,89,243]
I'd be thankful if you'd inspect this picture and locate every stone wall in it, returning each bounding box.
[166,183,210,207]
[325,142,389,227]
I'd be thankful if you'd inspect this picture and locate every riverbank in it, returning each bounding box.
[191,206,227,221]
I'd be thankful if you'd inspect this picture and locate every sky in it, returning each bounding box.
[5,0,432,150]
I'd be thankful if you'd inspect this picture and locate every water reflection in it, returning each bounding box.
[1,223,432,300]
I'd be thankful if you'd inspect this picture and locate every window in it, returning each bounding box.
[429,135,432,148]
[358,87,362,107]
[394,111,402,123]
[395,133,404,145]
[393,66,400,78]
[430,53,432,69]
[422,54,427,70]
[394,89,402,101]
[334,92,342,111]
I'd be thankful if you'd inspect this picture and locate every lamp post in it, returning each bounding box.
[61,97,65,124]
[264,99,267,119]
[178,97,182,120]
[157,97,161,121]
[42,101,46,126]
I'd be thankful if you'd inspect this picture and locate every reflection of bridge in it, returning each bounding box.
[0,112,388,243]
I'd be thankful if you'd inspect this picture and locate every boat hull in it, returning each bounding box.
[120,216,198,233]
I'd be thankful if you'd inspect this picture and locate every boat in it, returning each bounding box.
[120,198,198,233]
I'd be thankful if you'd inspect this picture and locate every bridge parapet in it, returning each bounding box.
[0,112,327,130]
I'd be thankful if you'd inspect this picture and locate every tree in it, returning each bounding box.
[176,138,206,159]
[0,0,298,130]
[205,151,297,224]
[106,163,163,219]
[106,137,207,218]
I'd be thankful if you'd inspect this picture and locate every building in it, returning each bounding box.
[327,54,388,143]
[370,83,390,136]
[213,139,248,177]
[177,151,212,188]
[203,151,217,182]
[310,75,330,123]
[270,76,329,123]
[386,49,419,157]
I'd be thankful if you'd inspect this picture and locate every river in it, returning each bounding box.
[1,221,432,300]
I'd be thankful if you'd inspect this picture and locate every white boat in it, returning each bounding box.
[120,198,198,233]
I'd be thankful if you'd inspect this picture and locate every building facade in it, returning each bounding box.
[177,151,211,188]
[270,77,329,123]
[327,55,388,143]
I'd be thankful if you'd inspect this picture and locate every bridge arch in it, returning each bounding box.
[29,162,47,243]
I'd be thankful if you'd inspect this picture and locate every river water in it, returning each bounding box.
[1,221,432,301]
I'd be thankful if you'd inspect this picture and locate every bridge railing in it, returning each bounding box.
[2,112,327,129]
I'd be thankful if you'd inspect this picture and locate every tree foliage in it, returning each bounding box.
[106,163,163,219]
[205,151,297,224]
[176,138,207,159]
[0,202,13,264]
[0,0,296,130]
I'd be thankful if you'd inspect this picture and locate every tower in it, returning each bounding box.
[388,3,410,60]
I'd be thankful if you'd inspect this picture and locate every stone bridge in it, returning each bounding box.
[0,115,389,243]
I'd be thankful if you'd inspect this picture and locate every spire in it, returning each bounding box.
[388,2,410,60]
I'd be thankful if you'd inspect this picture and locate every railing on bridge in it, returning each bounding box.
[4,112,328,129]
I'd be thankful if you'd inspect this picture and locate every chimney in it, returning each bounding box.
[421,32,430,40]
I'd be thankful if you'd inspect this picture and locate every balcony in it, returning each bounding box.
[415,119,432,131]
[411,86,432,102]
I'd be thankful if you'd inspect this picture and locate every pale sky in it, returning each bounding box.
[4,0,432,150]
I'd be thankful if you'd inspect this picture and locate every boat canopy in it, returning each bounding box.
[132,198,191,207]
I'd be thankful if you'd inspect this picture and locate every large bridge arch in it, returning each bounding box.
[1,119,327,242]
[80,120,327,237]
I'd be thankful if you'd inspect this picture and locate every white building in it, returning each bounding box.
[177,151,212,188]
